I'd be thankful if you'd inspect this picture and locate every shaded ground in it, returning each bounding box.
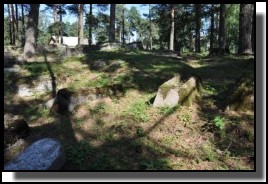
[4,48,254,170]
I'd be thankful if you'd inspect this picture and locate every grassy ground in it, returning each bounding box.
[4,49,254,170]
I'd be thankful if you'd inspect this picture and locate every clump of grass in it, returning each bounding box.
[21,63,48,76]
[160,105,180,116]
[65,141,92,166]
[123,100,149,122]
[136,126,145,137]
[202,143,217,161]
[213,116,226,137]
[140,158,171,170]
[74,118,85,128]
[87,74,110,88]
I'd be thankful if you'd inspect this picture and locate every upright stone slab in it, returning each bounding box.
[4,138,65,170]
[153,75,201,107]
[153,75,180,107]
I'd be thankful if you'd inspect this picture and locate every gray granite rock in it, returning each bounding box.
[4,138,65,170]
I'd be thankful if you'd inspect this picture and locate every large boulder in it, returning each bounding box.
[50,85,124,114]
[126,42,143,50]
[17,77,54,97]
[4,138,65,170]
[4,115,30,149]
[153,75,201,107]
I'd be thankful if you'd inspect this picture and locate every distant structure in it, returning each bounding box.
[49,36,89,47]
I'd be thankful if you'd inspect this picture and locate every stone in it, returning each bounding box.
[126,42,143,50]
[44,98,56,109]
[17,78,53,97]
[100,42,121,51]
[4,138,65,170]
[153,75,181,107]
[105,61,122,72]
[153,75,201,107]
[4,68,20,73]
[91,60,107,70]
[4,115,30,149]
[224,75,254,111]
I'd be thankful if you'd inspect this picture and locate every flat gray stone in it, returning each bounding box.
[4,138,65,170]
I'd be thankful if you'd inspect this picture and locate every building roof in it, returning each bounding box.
[50,36,88,47]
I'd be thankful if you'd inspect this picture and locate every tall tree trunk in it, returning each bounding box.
[15,4,19,45]
[23,4,40,59]
[52,4,59,43]
[122,5,125,44]
[109,4,116,42]
[238,4,252,54]
[88,4,92,45]
[251,4,255,52]
[218,4,226,52]
[78,4,84,45]
[53,4,58,23]
[7,4,12,45]
[210,4,214,50]
[149,4,152,50]
[169,4,175,51]
[195,4,201,53]
[11,4,16,45]
[59,5,63,44]
[21,4,25,46]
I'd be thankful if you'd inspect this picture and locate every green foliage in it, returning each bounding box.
[140,158,171,170]
[181,113,191,123]
[160,105,180,116]
[202,143,216,161]
[21,63,48,76]
[88,74,110,88]
[123,100,149,122]
[213,116,225,130]
[65,141,92,166]
[136,126,145,137]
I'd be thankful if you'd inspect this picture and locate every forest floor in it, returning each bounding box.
[4,49,255,170]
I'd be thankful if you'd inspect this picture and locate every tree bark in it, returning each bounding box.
[122,5,125,44]
[7,4,12,45]
[78,4,84,45]
[88,4,92,45]
[169,4,175,51]
[218,4,226,51]
[251,4,255,52]
[21,4,25,46]
[59,5,63,44]
[195,4,201,53]
[109,4,116,42]
[15,4,19,45]
[23,4,40,59]
[238,4,252,54]
[11,4,16,45]
[210,4,214,50]
[149,4,152,50]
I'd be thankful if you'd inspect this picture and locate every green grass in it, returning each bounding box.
[123,99,149,122]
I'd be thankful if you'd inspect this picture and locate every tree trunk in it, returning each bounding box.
[109,4,116,42]
[53,4,58,23]
[169,4,175,51]
[88,4,92,45]
[122,5,125,44]
[218,4,226,51]
[251,4,255,52]
[23,4,40,59]
[7,4,12,45]
[15,4,19,45]
[21,4,25,46]
[59,5,63,44]
[149,4,152,50]
[210,4,214,50]
[195,4,201,53]
[11,4,16,45]
[78,4,84,45]
[238,4,252,54]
